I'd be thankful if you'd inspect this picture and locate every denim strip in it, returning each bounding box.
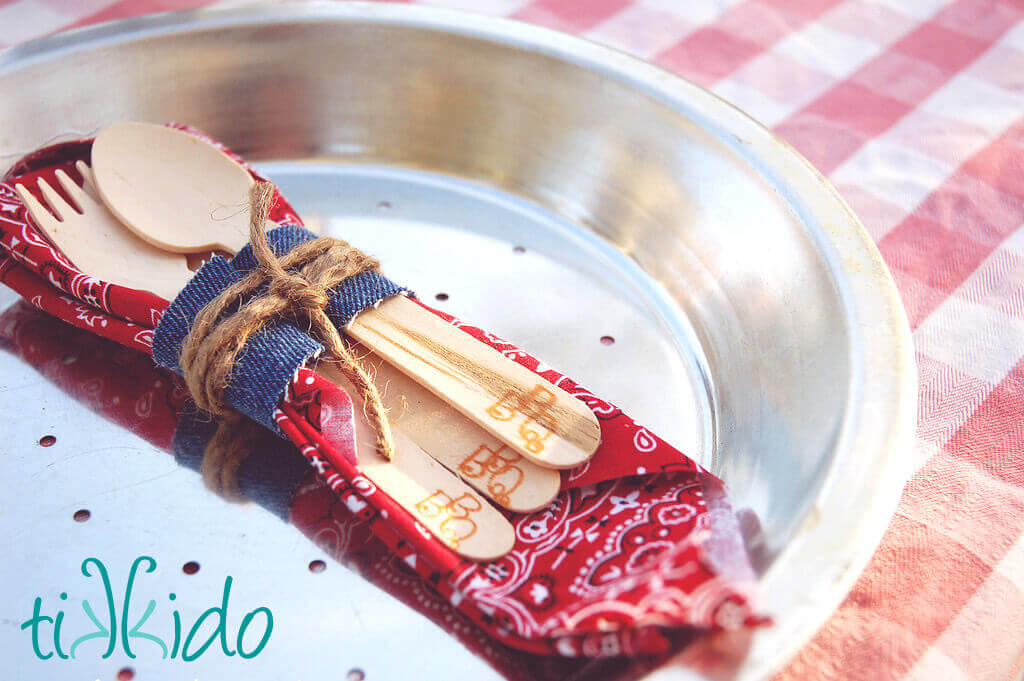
[152,256,322,431]
[232,224,413,328]
[152,224,409,434]
[172,409,310,521]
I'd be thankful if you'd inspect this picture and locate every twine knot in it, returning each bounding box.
[179,181,396,463]
[267,272,330,312]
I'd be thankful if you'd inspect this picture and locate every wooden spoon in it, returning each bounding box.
[91,122,602,470]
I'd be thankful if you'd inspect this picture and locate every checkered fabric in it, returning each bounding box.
[2,0,1022,679]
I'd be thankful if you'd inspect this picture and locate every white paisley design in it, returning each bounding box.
[633,427,657,453]
[572,388,617,417]
[351,475,377,496]
[134,329,153,348]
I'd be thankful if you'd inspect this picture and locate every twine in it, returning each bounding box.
[181,182,396,482]
[200,413,267,501]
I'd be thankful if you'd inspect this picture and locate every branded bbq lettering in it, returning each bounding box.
[484,384,558,453]
[413,490,482,549]
[457,444,525,507]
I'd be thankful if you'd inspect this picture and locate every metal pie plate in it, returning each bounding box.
[0,5,916,680]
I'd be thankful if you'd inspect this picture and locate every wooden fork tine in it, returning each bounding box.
[55,169,91,212]
[74,161,102,201]
[36,177,78,221]
[13,183,59,232]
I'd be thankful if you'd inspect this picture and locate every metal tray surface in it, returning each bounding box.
[0,5,916,680]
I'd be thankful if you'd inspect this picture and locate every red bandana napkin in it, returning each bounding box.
[0,126,764,657]
[0,301,729,680]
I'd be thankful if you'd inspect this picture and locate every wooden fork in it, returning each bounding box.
[14,161,193,301]
[91,122,602,470]
[13,163,523,558]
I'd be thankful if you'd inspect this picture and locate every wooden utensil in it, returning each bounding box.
[319,362,517,561]
[16,166,533,558]
[347,343,561,512]
[90,122,254,254]
[14,162,192,301]
[91,122,602,470]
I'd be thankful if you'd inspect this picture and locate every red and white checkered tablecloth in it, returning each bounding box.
[2,0,1022,679]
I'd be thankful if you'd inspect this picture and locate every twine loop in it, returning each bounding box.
[200,412,263,502]
[179,181,396,465]
[268,272,329,311]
